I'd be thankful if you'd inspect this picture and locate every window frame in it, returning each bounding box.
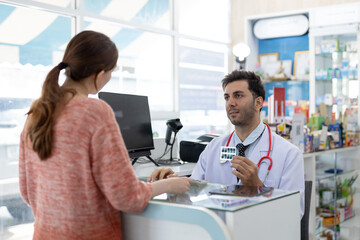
[1,0,231,120]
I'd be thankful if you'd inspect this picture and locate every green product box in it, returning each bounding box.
[307,116,326,131]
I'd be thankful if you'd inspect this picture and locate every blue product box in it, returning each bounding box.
[328,123,342,148]
[304,134,314,153]
[313,134,320,151]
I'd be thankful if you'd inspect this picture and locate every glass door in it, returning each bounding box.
[309,24,360,125]
[311,24,359,120]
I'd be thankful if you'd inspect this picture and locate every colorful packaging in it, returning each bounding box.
[307,116,326,131]
[304,134,314,153]
[328,123,342,148]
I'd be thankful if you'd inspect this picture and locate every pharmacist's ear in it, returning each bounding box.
[254,96,263,111]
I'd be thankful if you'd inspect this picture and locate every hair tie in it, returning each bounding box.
[58,62,68,70]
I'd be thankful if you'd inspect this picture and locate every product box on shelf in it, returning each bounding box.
[344,202,354,220]
[313,132,321,151]
[323,214,340,228]
[304,133,314,153]
[307,116,326,131]
[342,174,357,220]
[294,106,309,122]
[338,207,345,222]
[315,215,324,234]
[328,123,342,148]
[320,39,339,53]
[345,131,359,146]
[346,41,358,52]
[317,229,335,240]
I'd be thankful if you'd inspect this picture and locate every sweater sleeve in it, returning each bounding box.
[19,129,30,205]
[89,102,152,213]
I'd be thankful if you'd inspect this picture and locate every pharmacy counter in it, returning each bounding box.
[133,161,196,178]
[122,182,300,240]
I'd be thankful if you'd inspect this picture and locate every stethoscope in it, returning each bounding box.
[225,122,273,181]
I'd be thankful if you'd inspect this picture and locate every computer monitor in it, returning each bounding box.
[98,92,158,166]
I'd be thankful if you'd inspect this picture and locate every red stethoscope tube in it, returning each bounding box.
[226,122,273,173]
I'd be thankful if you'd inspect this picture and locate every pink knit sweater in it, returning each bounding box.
[19,98,152,240]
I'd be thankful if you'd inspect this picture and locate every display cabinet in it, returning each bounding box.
[308,4,360,123]
[309,26,359,120]
[304,146,360,240]
[314,149,359,239]
[245,3,360,240]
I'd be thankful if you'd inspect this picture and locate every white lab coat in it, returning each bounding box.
[191,129,305,217]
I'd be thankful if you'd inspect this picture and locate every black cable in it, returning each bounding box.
[133,156,153,164]
[157,132,178,162]
[136,132,179,164]
[155,145,171,161]
[169,131,178,161]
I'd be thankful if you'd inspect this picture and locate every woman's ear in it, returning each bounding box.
[94,70,105,88]
[95,70,105,82]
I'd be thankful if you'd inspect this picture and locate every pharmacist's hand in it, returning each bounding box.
[148,167,178,182]
[231,156,264,187]
[164,177,192,194]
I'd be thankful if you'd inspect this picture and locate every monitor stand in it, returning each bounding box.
[132,156,159,166]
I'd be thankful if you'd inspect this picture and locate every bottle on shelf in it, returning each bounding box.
[336,176,342,198]
[336,223,340,239]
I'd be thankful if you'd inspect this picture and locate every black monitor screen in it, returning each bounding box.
[98,92,154,158]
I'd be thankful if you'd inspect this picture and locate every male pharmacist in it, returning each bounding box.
[149,70,304,216]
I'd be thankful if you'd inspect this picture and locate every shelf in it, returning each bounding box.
[316,169,357,181]
[321,224,336,231]
[313,146,358,239]
[315,78,358,81]
[316,173,335,181]
[319,195,349,206]
[319,199,335,206]
[263,79,309,83]
[303,146,360,158]
[316,208,354,228]
[315,51,358,56]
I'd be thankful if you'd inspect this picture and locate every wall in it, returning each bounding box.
[231,0,360,59]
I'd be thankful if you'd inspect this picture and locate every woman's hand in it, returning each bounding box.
[150,177,191,197]
[147,167,178,182]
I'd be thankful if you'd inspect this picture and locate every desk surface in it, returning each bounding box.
[133,161,196,178]
[123,183,300,240]
[151,182,298,212]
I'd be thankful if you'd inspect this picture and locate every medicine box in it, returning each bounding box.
[328,123,342,148]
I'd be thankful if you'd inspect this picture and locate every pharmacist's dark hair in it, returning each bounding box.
[221,70,265,101]
[26,30,118,160]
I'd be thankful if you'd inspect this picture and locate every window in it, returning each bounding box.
[179,38,229,139]
[0,2,73,237]
[84,0,172,30]
[31,0,75,9]
[85,19,174,111]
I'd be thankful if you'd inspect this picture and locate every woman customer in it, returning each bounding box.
[19,30,191,240]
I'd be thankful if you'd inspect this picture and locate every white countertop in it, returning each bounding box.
[133,160,196,178]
